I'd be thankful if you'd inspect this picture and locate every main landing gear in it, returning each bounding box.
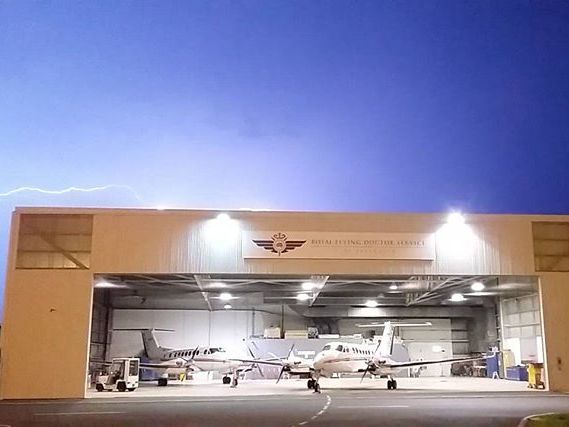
[307,377,321,393]
[387,377,397,390]
[230,371,239,388]
[222,376,231,385]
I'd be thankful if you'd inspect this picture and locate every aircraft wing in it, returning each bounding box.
[385,355,488,369]
[227,358,286,367]
[139,361,193,370]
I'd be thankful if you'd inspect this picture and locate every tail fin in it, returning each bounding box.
[377,321,395,359]
[114,328,173,360]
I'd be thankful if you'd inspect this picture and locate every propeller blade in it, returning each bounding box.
[276,367,285,384]
[287,344,295,362]
[256,363,265,378]
[360,366,370,383]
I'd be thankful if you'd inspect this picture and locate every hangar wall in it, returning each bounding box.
[539,273,569,392]
[0,270,92,399]
[2,208,569,398]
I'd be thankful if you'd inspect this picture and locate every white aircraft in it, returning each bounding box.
[256,321,489,393]
[116,328,264,387]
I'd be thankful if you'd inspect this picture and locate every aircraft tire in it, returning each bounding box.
[387,380,393,390]
[392,380,397,390]
[307,379,314,389]
[313,382,321,394]
[223,376,231,385]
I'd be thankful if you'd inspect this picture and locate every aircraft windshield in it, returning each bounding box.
[322,344,331,351]
[335,345,344,352]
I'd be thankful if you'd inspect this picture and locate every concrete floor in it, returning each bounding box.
[2,388,569,427]
[87,377,534,398]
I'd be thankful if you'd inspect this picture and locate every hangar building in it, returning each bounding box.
[1,207,568,399]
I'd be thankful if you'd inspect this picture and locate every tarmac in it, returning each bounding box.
[1,377,568,427]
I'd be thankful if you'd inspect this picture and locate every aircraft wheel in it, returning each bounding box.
[387,380,393,390]
[95,383,104,392]
[307,379,314,389]
[223,376,231,385]
[313,382,321,394]
[392,380,397,390]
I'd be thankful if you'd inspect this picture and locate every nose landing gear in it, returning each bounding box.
[387,377,397,390]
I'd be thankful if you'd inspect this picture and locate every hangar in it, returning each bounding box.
[1,207,568,399]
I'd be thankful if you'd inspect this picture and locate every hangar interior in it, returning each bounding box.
[89,273,543,388]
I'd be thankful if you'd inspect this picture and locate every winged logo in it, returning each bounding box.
[253,232,306,256]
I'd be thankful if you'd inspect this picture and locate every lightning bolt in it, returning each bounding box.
[0,185,143,202]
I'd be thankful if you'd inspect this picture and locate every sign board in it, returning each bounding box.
[242,231,435,260]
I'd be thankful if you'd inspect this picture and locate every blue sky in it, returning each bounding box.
[1,1,569,315]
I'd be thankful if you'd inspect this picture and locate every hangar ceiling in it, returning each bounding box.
[95,274,538,314]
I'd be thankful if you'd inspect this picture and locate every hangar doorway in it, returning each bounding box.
[88,274,545,396]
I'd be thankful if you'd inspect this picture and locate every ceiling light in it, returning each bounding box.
[389,284,398,290]
[365,300,379,308]
[219,292,232,301]
[447,212,465,226]
[94,281,126,289]
[471,281,485,292]
[302,281,315,291]
[223,304,232,309]
[296,293,311,301]
[450,293,465,302]
[209,281,226,288]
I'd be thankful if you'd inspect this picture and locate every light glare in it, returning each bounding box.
[223,304,232,309]
[296,293,311,301]
[219,292,232,301]
[450,293,465,302]
[447,212,465,225]
[302,281,315,290]
[471,281,485,292]
[365,300,379,308]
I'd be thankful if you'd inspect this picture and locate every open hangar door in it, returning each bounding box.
[88,273,544,395]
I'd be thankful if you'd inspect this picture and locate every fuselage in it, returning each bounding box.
[313,341,400,376]
[158,346,243,374]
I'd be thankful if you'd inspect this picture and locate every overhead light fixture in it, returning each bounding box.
[94,281,127,289]
[365,300,379,308]
[223,304,232,310]
[219,292,233,301]
[296,293,311,301]
[447,212,465,226]
[471,281,485,292]
[209,281,227,288]
[450,293,465,302]
[302,281,315,291]
[389,284,398,290]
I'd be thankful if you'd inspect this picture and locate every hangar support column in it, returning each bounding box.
[539,273,569,392]
[0,270,93,399]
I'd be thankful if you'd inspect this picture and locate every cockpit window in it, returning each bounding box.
[322,344,331,351]
[335,344,343,352]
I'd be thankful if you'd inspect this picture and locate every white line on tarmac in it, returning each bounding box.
[336,405,409,409]
[291,394,332,427]
[35,411,124,416]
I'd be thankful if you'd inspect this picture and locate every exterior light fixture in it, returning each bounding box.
[365,300,379,308]
[216,213,231,221]
[471,282,485,292]
[447,212,465,226]
[219,292,232,301]
[296,293,311,301]
[389,284,398,290]
[302,281,315,290]
[450,293,465,302]
[223,304,232,310]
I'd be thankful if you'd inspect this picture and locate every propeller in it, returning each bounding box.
[360,340,382,383]
[276,344,295,384]
[245,342,265,378]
